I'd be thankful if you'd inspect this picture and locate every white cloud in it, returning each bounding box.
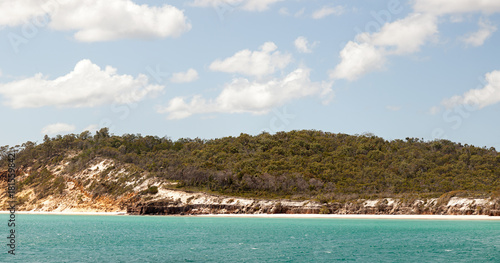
[361,13,438,54]
[170,69,199,83]
[0,0,49,27]
[158,68,333,119]
[312,6,344,19]
[441,70,500,109]
[41,123,76,135]
[330,41,386,81]
[0,0,191,42]
[331,13,437,81]
[209,42,292,77]
[414,0,500,15]
[294,36,318,53]
[0,59,164,108]
[242,0,283,11]
[49,0,191,42]
[330,0,500,82]
[83,124,99,133]
[461,18,497,47]
[190,0,283,12]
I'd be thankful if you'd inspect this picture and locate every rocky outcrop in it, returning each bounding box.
[127,201,321,215]
[2,159,500,217]
[126,194,500,216]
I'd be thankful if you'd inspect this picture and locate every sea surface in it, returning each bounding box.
[1,214,499,262]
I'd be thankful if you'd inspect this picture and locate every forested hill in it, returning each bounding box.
[2,129,500,201]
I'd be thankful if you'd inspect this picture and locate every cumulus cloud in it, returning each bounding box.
[414,0,500,15]
[242,0,283,11]
[41,123,76,135]
[294,36,318,53]
[0,0,191,42]
[0,59,164,108]
[158,68,333,119]
[312,6,344,19]
[0,0,50,26]
[170,68,199,83]
[461,18,497,47]
[49,0,191,42]
[360,13,438,54]
[190,0,283,12]
[83,124,99,133]
[330,42,386,81]
[329,0,500,82]
[441,70,500,109]
[326,0,500,87]
[331,13,437,81]
[209,42,292,77]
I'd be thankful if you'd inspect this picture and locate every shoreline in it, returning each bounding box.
[0,211,127,216]
[1,211,499,220]
[195,214,500,220]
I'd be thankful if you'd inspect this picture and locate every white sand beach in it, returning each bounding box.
[2,211,498,220]
[196,214,500,220]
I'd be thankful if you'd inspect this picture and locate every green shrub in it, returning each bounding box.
[319,205,331,214]
[140,186,158,195]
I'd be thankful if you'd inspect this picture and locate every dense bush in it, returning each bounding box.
[4,128,500,200]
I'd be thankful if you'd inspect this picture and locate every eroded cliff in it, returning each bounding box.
[1,154,499,216]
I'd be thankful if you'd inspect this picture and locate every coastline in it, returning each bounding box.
[1,211,499,220]
[195,214,500,220]
[0,211,127,216]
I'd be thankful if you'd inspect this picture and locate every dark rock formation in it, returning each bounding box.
[127,201,321,215]
[126,197,500,216]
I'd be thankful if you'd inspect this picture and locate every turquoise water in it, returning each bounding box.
[1,215,499,262]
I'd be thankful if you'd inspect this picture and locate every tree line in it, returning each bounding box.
[2,128,500,201]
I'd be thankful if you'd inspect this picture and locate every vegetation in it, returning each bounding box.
[141,186,158,195]
[2,128,500,201]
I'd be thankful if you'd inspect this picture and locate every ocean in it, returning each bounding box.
[1,214,499,262]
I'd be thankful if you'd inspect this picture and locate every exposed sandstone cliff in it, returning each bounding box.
[1,156,499,216]
[126,188,500,216]
[0,158,137,212]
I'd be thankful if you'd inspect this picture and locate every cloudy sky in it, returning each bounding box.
[1,0,499,149]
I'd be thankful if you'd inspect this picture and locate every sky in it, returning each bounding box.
[0,0,499,149]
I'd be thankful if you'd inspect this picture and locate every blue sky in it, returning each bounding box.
[1,0,499,149]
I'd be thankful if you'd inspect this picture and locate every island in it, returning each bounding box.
[1,129,499,216]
